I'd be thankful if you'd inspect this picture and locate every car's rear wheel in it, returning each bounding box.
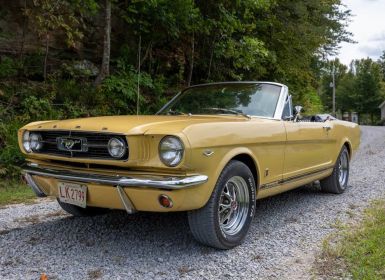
[57,199,108,217]
[320,146,350,194]
[188,160,256,249]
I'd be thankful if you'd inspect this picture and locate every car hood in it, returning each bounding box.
[22,115,252,135]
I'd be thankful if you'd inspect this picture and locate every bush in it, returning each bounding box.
[0,56,18,78]
[0,55,172,179]
[0,119,24,178]
[102,61,167,115]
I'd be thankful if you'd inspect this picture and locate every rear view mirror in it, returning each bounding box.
[294,105,303,114]
[294,105,303,122]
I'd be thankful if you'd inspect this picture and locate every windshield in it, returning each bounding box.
[158,83,282,118]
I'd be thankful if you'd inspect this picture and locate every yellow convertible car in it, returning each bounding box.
[19,82,360,249]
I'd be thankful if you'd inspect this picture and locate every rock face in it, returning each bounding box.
[0,0,104,73]
[0,126,385,280]
[63,60,99,77]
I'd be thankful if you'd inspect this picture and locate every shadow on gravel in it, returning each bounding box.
[1,183,352,261]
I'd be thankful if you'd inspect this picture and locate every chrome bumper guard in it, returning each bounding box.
[24,173,47,198]
[22,163,208,214]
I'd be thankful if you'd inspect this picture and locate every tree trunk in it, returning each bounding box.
[94,0,111,86]
[187,32,195,86]
[139,40,152,69]
[19,0,27,63]
[207,42,215,81]
[43,33,49,81]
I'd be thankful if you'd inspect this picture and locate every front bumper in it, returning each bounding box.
[22,163,209,213]
[23,163,208,189]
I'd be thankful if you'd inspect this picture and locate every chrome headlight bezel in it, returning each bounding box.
[159,136,184,167]
[22,130,31,153]
[107,137,127,159]
[22,131,43,153]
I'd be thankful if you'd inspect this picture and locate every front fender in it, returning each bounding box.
[186,146,260,209]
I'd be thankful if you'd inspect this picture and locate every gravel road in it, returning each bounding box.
[1,126,385,280]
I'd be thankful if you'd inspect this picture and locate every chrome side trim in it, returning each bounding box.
[117,186,136,214]
[22,164,208,190]
[260,166,334,190]
[24,173,47,197]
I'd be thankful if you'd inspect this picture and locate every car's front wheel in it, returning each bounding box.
[57,199,108,217]
[188,160,256,249]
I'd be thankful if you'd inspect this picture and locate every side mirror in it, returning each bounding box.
[294,105,303,122]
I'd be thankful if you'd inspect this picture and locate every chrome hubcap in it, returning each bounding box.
[338,151,349,187]
[218,176,249,236]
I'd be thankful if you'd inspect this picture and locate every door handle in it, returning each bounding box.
[323,125,332,131]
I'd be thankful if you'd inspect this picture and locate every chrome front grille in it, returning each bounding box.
[35,131,128,160]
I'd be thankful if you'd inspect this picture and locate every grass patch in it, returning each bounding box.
[316,200,385,279]
[0,180,36,206]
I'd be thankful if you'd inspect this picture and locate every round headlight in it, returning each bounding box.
[22,131,31,153]
[159,136,184,167]
[30,133,43,151]
[108,138,126,158]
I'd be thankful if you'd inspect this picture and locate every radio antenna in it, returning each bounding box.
[136,34,141,115]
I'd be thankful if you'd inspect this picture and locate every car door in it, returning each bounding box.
[282,102,335,180]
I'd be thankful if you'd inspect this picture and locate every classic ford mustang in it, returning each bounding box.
[19,82,360,249]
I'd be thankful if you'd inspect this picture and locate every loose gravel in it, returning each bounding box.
[1,126,384,280]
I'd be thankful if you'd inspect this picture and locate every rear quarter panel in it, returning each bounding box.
[330,120,360,162]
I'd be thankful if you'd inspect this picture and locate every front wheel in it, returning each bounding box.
[320,146,350,194]
[188,160,256,249]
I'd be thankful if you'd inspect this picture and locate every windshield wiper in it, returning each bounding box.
[203,108,251,119]
[168,110,187,116]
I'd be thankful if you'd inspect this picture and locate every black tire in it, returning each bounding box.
[57,199,108,217]
[320,146,350,194]
[188,160,256,249]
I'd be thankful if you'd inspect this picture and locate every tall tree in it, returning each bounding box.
[335,58,384,123]
[353,58,384,122]
[25,0,85,80]
[378,51,385,82]
[94,0,111,86]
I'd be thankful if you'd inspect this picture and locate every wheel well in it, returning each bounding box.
[344,141,352,158]
[232,154,259,188]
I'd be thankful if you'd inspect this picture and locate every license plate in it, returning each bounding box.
[58,182,87,208]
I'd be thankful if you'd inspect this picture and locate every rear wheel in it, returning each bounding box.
[188,160,256,249]
[57,199,108,217]
[320,146,350,194]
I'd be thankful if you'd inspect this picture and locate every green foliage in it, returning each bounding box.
[0,181,35,206]
[318,57,385,124]
[102,61,156,114]
[0,57,18,78]
[334,58,384,123]
[378,51,385,81]
[319,59,348,112]
[21,96,55,120]
[298,88,324,115]
[320,200,385,279]
[0,119,25,178]
[0,0,357,177]
[25,0,86,47]
[353,59,384,116]
[22,52,45,78]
